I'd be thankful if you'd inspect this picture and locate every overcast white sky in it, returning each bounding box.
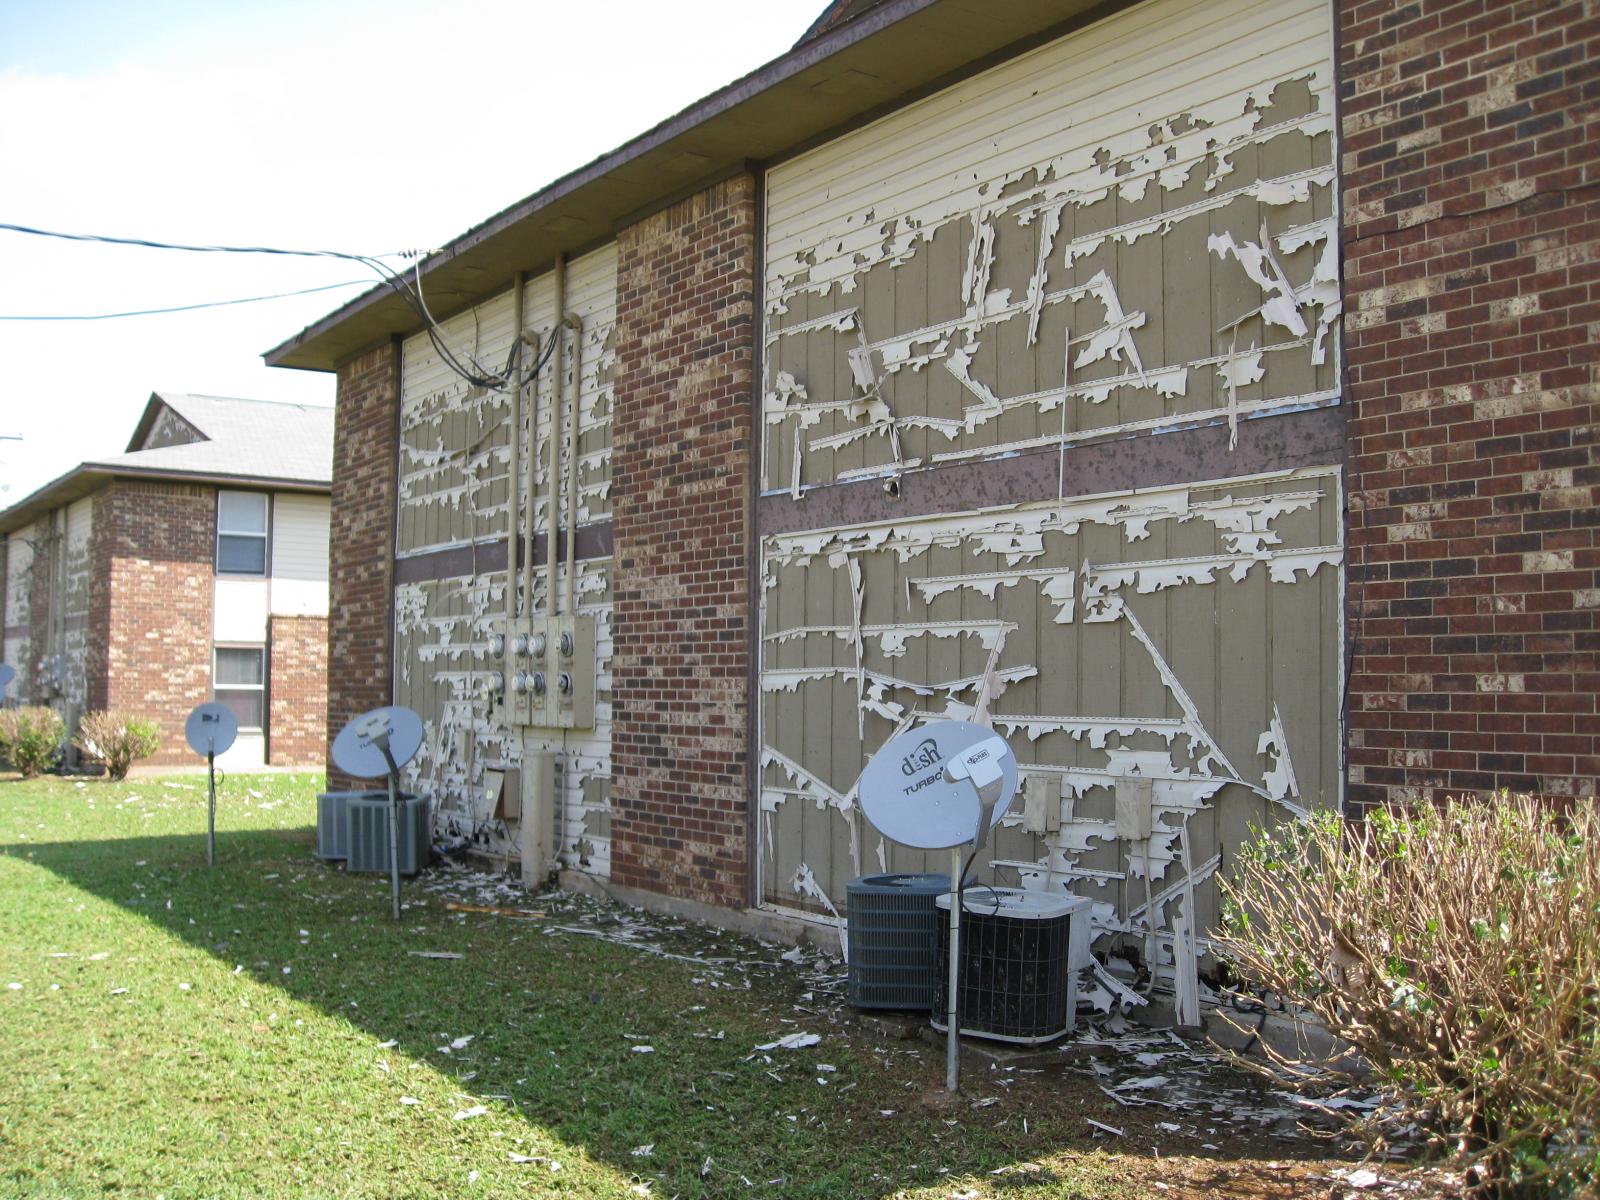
[0,0,825,501]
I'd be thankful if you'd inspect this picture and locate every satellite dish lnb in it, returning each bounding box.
[331,706,424,780]
[855,721,1019,850]
[185,702,239,757]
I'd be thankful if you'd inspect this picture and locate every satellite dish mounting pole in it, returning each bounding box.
[207,747,216,868]
[946,843,962,1091]
[377,739,403,921]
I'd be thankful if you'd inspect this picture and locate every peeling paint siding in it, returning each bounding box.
[394,244,617,876]
[2,527,34,699]
[59,498,94,715]
[758,468,1343,961]
[398,244,617,557]
[394,561,615,871]
[761,0,1337,495]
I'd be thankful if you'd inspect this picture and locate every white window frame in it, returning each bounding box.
[213,644,266,732]
[216,491,269,576]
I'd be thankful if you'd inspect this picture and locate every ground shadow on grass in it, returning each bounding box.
[7,819,1383,1199]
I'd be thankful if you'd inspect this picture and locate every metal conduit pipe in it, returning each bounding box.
[506,271,525,627]
[562,310,583,616]
[547,254,565,615]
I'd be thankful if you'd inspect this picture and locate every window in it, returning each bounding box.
[217,491,268,574]
[215,646,265,730]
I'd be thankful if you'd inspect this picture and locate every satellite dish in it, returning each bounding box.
[855,720,1019,850]
[185,702,239,757]
[0,663,14,696]
[331,706,424,780]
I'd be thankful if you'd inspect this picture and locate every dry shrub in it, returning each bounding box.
[73,711,160,781]
[1214,795,1599,1194]
[0,706,66,777]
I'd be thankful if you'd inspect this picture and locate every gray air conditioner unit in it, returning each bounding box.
[846,873,951,1010]
[316,790,382,860]
[346,794,431,876]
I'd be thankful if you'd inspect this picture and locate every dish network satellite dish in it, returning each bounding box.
[184,702,239,868]
[331,707,424,919]
[854,720,1020,1093]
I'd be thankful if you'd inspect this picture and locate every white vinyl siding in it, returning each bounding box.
[214,577,269,644]
[269,493,330,616]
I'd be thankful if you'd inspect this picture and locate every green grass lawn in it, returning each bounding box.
[0,773,1405,1199]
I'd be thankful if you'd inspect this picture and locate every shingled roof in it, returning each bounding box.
[0,393,332,535]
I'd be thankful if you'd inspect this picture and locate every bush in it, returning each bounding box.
[1214,795,1599,1194]
[73,711,161,781]
[0,706,66,778]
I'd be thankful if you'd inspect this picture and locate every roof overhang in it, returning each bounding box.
[0,465,329,537]
[264,0,1119,373]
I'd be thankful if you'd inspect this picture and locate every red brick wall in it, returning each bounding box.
[99,481,215,766]
[327,340,401,789]
[1341,0,1599,803]
[269,613,328,765]
[610,174,757,908]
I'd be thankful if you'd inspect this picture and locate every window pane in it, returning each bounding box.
[218,534,266,574]
[215,648,264,685]
[218,491,267,534]
[217,689,264,730]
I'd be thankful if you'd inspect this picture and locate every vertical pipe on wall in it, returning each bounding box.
[508,272,526,627]
[562,311,583,617]
[547,255,566,615]
[523,340,540,623]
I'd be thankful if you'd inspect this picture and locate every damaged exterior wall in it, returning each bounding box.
[392,246,617,874]
[757,0,1344,981]
[2,526,37,701]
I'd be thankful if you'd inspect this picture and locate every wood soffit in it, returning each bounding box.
[263,0,1111,373]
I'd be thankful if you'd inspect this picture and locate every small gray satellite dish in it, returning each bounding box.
[0,663,14,692]
[331,706,424,780]
[855,720,1019,850]
[185,702,239,757]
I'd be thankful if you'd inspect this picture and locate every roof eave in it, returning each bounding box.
[0,465,329,537]
[263,0,1111,373]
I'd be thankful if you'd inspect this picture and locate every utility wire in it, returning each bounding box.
[1,220,510,391]
[0,221,415,265]
[0,279,372,321]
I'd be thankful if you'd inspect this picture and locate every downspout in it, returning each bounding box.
[562,310,583,616]
[547,254,565,615]
[507,271,525,628]
[522,339,540,623]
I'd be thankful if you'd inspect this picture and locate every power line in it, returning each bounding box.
[0,221,417,265]
[0,220,510,390]
[0,279,373,321]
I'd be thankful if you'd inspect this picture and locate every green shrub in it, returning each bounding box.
[0,706,66,778]
[1214,795,1599,1195]
[73,711,161,781]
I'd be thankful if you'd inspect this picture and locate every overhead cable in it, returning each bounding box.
[0,220,510,391]
[0,279,372,321]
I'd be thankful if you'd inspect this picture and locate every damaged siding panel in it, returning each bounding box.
[3,528,35,699]
[394,243,617,876]
[394,560,615,872]
[762,0,1338,496]
[397,243,617,561]
[59,498,94,716]
[760,468,1343,971]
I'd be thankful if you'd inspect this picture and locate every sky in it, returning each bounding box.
[0,0,826,501]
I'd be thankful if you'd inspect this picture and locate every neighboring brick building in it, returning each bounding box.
[0,393,333,769]
[263,0,1594,968]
